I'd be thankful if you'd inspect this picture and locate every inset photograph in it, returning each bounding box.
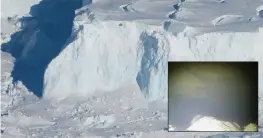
[168,62,258,132]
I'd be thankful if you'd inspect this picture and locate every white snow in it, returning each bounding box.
[211,15,249,26]
[0,0,40,18]
[1,0,263,137]
[187,116,241,131]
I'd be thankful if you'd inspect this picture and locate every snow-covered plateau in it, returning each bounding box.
[1,0,263,137]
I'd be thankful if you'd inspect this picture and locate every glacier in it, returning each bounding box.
[2,0,263,137]
[43,21,170,100]
[43,7,263,101]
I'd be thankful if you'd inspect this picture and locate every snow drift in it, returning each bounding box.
[43,7,263,101]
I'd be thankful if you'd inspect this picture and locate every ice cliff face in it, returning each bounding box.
[43,7,263,101]
[43,20,170,100]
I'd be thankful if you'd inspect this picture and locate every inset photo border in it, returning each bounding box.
[168,61,258,132]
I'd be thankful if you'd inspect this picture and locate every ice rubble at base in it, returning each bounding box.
[43,9,263,101]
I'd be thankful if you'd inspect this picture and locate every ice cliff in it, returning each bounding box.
[43,20,170,100]
[43,6,263,101]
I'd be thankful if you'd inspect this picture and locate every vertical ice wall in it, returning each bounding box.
[43,9,263,102]
[43,21,170,100]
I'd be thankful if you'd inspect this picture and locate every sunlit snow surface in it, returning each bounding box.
[187,116,241,131]
[1,0,263,137]
[170,115,242,132]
